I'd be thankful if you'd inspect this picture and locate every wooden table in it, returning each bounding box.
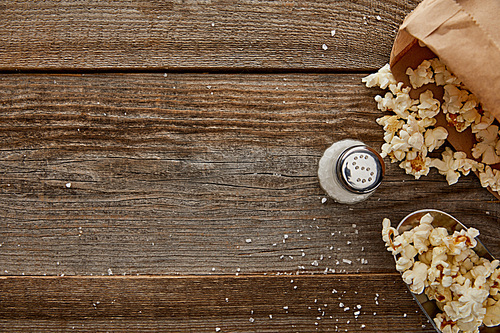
[0,1,498,332]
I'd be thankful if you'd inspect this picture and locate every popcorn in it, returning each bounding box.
[424,126,448,152]
[434,312,460,333]
[402,261,429,294]
[471,125,500,164]
[376,115,404,143]
[374,83,416,119]
[478,166,500,192]
[382,215,500,332]
[484,298,500,327]
[399,150,431,179]
[417,90,441,119]
[364,59,500,196]
[471,111,495,134]
[429,58,461,86]
[361,63,397,89]
[406,59,434,89]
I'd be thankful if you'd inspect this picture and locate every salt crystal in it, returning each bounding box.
[331,30,336,37]
[376,15,381,20]
[322,44,328,50]
[361,324,366,328]
[65,183,71,188]
[245,238,252,243]
[215,328,221,332]
[107,268,113,275]
[321,197,327,204]
[342,259,352,264]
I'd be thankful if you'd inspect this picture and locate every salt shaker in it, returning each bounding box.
[318,139,385,204]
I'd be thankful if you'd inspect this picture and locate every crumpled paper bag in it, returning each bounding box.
[389,0,500,199]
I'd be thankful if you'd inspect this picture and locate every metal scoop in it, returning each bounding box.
[396,209,497,333]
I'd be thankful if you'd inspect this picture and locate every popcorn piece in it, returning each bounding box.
[382,218,398,254]
[478,166,500,192]
[396,256,414,272]
[471,110,495,134]
[399,150,431,180]
[429,58,461,86]
[489,268,500,296]
[429,228,449,247]
[431,147,483,186]
[424,126,448,152]
[362,64,397,89]
[484,298,500,327]
[426,284,453,303]
[442,85,481,132]
[402,261,429,294]
[434,312,460,333]
[374,83,417,119]
[406,59,434,89]
[376,115,404,143]
[472,125,500,164]
[417,90,440,119]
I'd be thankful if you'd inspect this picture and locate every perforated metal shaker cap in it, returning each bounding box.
[336,145,385,194]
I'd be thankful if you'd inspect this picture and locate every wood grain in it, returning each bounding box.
[0,275,437,332]
[0,0,419,71]
[0,73,498,277]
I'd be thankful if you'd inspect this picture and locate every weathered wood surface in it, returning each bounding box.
[0,73,498,278]
[0,275,435,332]
[0,0,419,71]
[1,0,500,332]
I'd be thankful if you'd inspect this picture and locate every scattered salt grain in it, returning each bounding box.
[331,30,336,37]
[321,197,327,204]
[107,268,113,275]
[215,328,221,332]
[245,238,252,243]
[322,44,328,50]
[65,183,71,188]
[376,15,381,20]
[342,259,352,264]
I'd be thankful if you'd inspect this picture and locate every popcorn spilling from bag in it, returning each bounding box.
[382,214,500,332]
[362,59,500,192]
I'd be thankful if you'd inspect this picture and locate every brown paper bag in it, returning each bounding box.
[389,0,500,199]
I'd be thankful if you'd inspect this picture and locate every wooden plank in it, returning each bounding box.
[0,73,498,277]
[0,275,437,332]
[0,0,420,71]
